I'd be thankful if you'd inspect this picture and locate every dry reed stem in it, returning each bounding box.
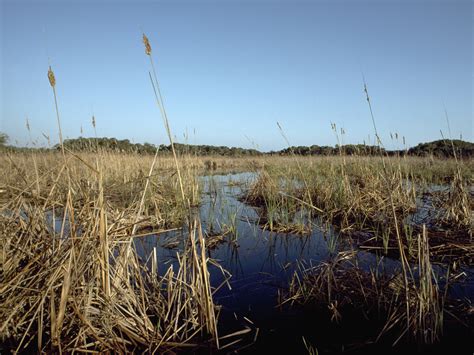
[0,167,223,352]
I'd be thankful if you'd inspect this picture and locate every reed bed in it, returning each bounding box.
[0,35,472,350]
[1,150,472,351]
[0,151,204,227]
[0,31,262,351]
[283,227,468,346]
[245,155,473,263]
[0,155,231,352]
[253,149,473,347]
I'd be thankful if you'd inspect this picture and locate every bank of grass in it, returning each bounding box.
[2,152,471,249]
[245,154,473,262]
[0,151,201,228]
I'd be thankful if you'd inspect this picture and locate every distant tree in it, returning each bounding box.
[0,132,8,146]
[408,139,474,158]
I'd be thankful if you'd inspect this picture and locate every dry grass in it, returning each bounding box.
[247,153,471,346]
[245,155,473,261]
[0,32,260,351]
[0,148,233,352]
[283,227,462,346]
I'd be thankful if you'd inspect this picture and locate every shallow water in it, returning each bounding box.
[133,172,473,354]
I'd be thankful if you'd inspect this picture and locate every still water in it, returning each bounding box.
[134,172,473,354]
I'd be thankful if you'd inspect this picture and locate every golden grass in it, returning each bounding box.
[0,199,224,352]
[245,154,473,258]
[0,151,227,352]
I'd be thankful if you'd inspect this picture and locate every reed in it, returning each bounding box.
[0,36,233,352]
[245,154,473,262]
[284,229,452,346]
[0,40,471,351]
[0,196,224,352]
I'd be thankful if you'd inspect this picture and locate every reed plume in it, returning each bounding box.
[143,34,152,56]
[48,65,56,88]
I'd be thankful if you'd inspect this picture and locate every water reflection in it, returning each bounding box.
[131,171,473,353]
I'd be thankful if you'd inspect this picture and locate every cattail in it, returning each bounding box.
[92,115,96,128]
[48,66,56,88]
[143,34,152,56]
[26,118,30,132]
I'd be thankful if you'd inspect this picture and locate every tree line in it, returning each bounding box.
[58,137,262,156]
[1,134,473,158]
[274,140,474,158]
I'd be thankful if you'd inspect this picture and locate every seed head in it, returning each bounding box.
[48,66,56,88]
[143,34,152,55]
[26,118,30,132]
[92,115,96,128]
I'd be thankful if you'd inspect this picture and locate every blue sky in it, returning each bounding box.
[1,0,472,151]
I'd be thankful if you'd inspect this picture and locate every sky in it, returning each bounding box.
[0,0,472,151]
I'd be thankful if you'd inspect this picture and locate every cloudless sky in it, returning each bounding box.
[1,0,472,151]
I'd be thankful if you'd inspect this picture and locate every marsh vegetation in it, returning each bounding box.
[1,34,472,354]
[1,150,472,353]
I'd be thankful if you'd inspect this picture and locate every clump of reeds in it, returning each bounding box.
[246,157,416,235]
[0,194,224,352]
[244,169,312,235]
[387,225,443,345]
[435,169,473,233]
[0,150,202,227]
[245,153,473,263]
[283,249,396,327]
[283,227,457,346]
